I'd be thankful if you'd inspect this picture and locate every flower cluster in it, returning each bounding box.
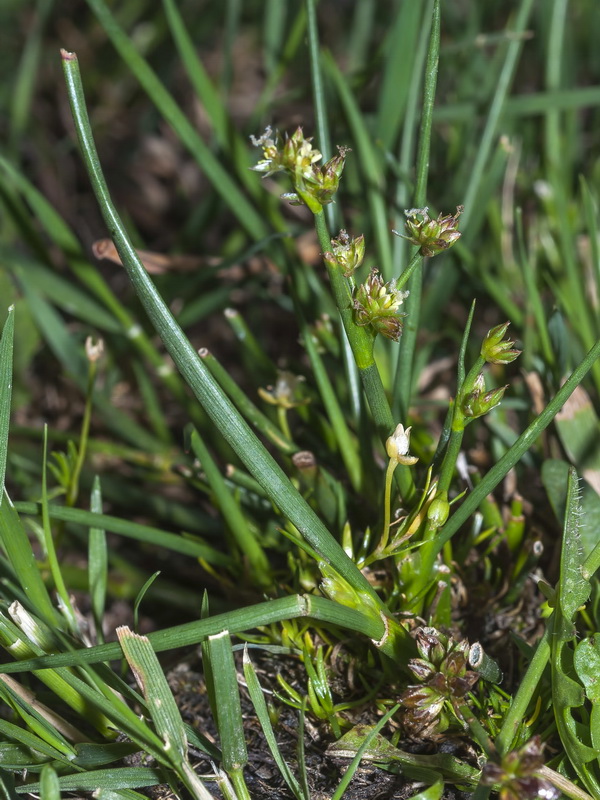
[352,269,409,341]
[396,206,463,257]
[399,627,478,737]
[461,373,507,420]
[329,229,365,277]
[481,322,521,365]
[251,127,349,213]
[481,737,559,800]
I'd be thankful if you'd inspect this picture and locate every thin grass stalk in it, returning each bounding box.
[461,0,536,224]
[305,0,363,430]
[40,428,77,633]
[0,307,14,503]
[15,501,230,565]
[187,425,271,587]
[393,0,439,422]
[61,49,394,617]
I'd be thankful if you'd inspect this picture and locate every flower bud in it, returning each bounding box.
[386,423,418,466]
[395,206,463,257]
[427,494,450,528]
[353,269,409,341]
[330,230,365,277]
[481,322,521,365]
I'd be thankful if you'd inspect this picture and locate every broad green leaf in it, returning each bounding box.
[557,467,591,620]
[206,630,247,774]
[574,637,600,704]
[405,777,444,800]
[574,636,600,751]
[551,468,600,796]
[0,492,56,626]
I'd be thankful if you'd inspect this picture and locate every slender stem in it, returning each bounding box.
[277,407,292,443]
[436,427,463,495]
[495,626,551,756]
[394,0,440,420]
[66,355,97,507]
[396,251,423,291]
[314,211,415,500]
[378,459,397,552]
[189,426,271,587]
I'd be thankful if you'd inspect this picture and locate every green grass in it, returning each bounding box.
[0,1,600,798]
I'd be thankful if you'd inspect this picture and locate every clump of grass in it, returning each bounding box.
[1,1,600,799]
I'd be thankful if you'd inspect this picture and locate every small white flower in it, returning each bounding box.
[386,424,419,466]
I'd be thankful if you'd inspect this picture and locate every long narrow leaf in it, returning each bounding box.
[0,594,384,673]
[0,307,14,503]
[60,49,396,625]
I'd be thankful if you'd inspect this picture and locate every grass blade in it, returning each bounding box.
[243,647,306,800]
[0,594,386,673]
[206,630,248,795]
[14,501,231,566]
[0,306,14,503]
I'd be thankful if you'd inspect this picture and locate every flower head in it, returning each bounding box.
[481,737,560,800]
[399,627,478,737]
[395,206,463,257]
[353,269,409,341]
[329,230,365,277]
[258,371,310,409]
[461,373,507,419]
[251,127,349,212]
[481,322,521,365]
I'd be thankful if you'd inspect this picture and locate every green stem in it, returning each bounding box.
[494,626,551,756]
[0,593,414,673]
[378,458,397,552]
[436,426,464,495]
[394,0,440,420]
[396,251,423,291]
[314,211,415,500]
[277,406,292,443]
[188,426,270,588]
[66,353,97,508]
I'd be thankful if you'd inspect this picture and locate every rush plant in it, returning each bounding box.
[0,1,599,799]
